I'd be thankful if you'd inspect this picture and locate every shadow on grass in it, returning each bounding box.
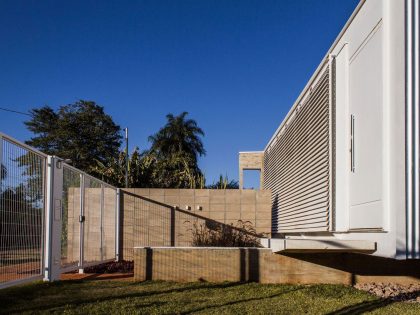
[327,290,420,315]
[326,299,392,315]
[0,281,244,314]
[181,286,304,314]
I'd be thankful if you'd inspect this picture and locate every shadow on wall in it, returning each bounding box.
[138,247,261,283]
[121,190,267,260]
[281,252,420,283]
[271,193,279,235]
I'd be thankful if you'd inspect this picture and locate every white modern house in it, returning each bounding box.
[241,0,419,259]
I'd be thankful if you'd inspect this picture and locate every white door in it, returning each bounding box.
[348,24,384,229]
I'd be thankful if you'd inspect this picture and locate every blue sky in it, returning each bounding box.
[0,0,359,187]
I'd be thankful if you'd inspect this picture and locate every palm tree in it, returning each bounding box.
[148,112,206,162]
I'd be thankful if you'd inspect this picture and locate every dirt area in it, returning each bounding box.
[355,283,420,303]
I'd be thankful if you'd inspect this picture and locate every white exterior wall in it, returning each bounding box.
[331,0,406,258]
[263,0,418,259]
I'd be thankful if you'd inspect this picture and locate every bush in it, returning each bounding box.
[83,260,134,273]
[188,220,263,247]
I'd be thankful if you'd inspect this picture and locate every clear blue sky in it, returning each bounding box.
[0,0,359,187]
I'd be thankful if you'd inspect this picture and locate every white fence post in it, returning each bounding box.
[78,174,85,273]
[44,156,63,282]
[116,188,121,261]
[100,184,104,262]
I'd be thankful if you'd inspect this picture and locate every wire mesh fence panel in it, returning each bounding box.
[102,186,117,261]
[61,166,81,269]
[121,192,172,260]
[83,177,102,264]
[0,137,46,285]
[146,200,171,247]
[175,210,204,247]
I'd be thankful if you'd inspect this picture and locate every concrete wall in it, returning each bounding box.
[239,152,264,189]
[134,247,420,284]
[121,189,271,260]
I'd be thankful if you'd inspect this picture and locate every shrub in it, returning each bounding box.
[188,220,263,247]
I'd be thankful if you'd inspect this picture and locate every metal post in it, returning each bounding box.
[100,184,104,261]
[78,174,85,273]
[170,207,175,247]
[125,128,129,188]
[44,156,63,282]
[115,188,121,261]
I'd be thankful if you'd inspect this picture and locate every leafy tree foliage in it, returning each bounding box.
[149,112,205,162]
[91,147,153,188]
[25,100,122,173]
[206,174,239,189]
[145,151,204,188]
[146,112,206,188]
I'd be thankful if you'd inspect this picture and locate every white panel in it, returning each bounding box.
[264,68,331,233]
[334,44,350,231]
[349,23,383,229]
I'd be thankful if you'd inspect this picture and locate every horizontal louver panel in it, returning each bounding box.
[264,67,331,233]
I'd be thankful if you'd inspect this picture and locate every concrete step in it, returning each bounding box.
[267,238,376,253]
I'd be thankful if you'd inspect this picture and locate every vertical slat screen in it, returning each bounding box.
[264,66,331,233]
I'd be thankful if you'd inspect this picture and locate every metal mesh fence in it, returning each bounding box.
[102,186,117,261]
[61,166,81,269]
[122,192,172,260]
[82,176,117,264]
[0,137,46,285]
[121,191,207,260]
[0,133,119,288]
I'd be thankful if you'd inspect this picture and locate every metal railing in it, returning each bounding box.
[0,133,47,287]
[120,190,262,261]
[61,164,118,272]
[0,132,119,288]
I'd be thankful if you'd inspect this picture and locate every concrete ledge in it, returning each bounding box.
[270,239,376,253]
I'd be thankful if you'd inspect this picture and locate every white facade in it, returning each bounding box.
[260,0,419,259]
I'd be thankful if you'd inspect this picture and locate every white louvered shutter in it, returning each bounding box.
[264,64,334,233]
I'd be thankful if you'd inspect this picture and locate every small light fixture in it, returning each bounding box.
[196,205,202,211]
[185,205,191,210]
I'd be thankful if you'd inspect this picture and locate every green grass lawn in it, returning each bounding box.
[0,280,419,314]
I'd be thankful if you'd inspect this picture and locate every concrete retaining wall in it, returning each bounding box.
[134,247,420,284]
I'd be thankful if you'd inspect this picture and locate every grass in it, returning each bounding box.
[0,280,419,314]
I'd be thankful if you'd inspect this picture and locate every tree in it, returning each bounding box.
[91,147,154,188]
[149,112,205,162]
[146,151,204,188]
[25,100,122,173]
[147,112,206,188]
[206,174,239,189]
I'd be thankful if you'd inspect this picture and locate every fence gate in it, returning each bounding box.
[0,132,119,289]
[0,134,47,288]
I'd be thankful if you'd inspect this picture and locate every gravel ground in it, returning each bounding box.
[355,283,420,303]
